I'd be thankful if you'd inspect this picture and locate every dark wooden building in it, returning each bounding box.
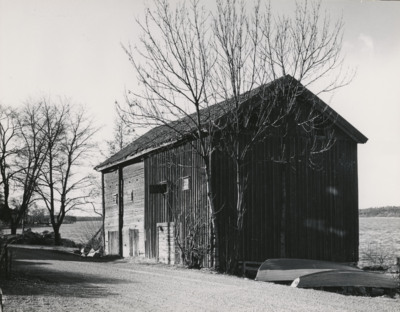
[95,76,367,269]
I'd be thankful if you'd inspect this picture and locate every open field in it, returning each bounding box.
[1,221,102,245]
[359,217,400,267]
[2,218,400,267]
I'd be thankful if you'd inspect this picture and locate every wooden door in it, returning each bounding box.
[129,229,139,257]
[108,231,119,255]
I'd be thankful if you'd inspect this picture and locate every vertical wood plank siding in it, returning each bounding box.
[106,135,359,268]
[103,169,120,255]
[213,136,359,268]
[121,162,145,257]
[145,142,210,266]
[103,162,145,256]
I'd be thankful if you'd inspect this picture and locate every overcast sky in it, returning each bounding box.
[0,0,399,209]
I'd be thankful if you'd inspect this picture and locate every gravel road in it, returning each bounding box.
[0,247,398,312]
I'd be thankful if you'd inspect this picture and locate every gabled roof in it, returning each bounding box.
[95,76,367,171]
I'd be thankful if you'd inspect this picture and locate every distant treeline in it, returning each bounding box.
[25,215,78,225]
[24,215,102,225]
[359,206,400,217]
[75,216,102,222]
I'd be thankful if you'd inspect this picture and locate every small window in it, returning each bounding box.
[182,176,191,191]
[149,182,168,194]
[131,190,134,202]
[114,193,118,205]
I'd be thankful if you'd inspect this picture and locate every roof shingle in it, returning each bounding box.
[95,76,367,171]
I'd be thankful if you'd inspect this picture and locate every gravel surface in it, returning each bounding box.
[0,247,399,312]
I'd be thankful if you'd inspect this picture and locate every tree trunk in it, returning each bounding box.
[10,222,17,235]
[54,225,62,246]
[204,157,219,270]
[280,165,287,258]
[9,212,21,235]
[229,154,245,274]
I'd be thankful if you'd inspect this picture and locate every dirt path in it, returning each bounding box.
[0,247,398,312]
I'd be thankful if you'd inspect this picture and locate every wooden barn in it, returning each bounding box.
[95,76,367,270]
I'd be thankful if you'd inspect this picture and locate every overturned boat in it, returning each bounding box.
[255,258,399,294]
[255,258,361,283]
[291,269,399,289]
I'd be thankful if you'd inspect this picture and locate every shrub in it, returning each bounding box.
[360,243,393,270]
[74,221,104,255]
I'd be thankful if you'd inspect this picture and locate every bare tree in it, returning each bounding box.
[105,107,136,157]
[209,0,350,271]
[0,105,18,224]
[0,102,50,234]
[26,204,47,225]
[210,0,263,271]
[82,173,106,252]
[118,0,221,267]
[120,0,351,272]
[36,101,98,245]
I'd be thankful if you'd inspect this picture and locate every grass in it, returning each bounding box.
[359,217,400,270]
[3,217,399,268]
[1,221,103,250]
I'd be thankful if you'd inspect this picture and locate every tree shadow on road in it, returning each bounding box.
[0,272,121,299]
[0,247,134,299]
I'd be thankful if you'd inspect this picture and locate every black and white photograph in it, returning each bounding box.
[0,0,399,311]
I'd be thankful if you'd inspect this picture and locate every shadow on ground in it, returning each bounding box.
[0,247,132,299]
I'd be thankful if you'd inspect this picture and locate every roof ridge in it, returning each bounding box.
[95,75,367,171]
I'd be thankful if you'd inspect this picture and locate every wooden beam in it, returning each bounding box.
[118,166,124,257]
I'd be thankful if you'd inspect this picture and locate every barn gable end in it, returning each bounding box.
[213,136,359,268]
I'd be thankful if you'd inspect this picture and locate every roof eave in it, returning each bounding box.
[309,91,368,144]
[94,139,179,172]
